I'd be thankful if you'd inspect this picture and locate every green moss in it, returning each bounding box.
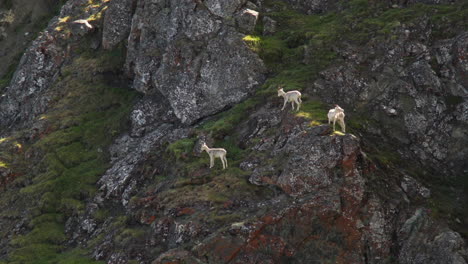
[89,42,127,73]
[295,99,328,126]
[200,98,258,139]
[8,244,62,264]
[214,139,246,166]
[207,192,230,203]
[54,248,104,264]
[208,212,242,225]
[258,36,288,66]
[93,209,110,222]
[347,112,382,134]
[111,216,130,228]
[365,145,402,168]
[243,35,262,52]
[87,233,106,249]
[114,228,147,244]
[167,138,196,160]
[11,222,66,247]
[7,45,137,263]
[55,142,97,168]
[11,247,104,264]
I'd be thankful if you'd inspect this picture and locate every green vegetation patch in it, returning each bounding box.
[296,99,328,126]
[201,98,258,139]
[7,45,137,263]
[167,138,197,161]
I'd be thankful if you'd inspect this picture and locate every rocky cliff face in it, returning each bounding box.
[313,24,468,178]
[120,0,266,124]
[0,0,467,263]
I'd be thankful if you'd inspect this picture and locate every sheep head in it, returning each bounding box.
[277,87,284,96]
[200,142,209,152]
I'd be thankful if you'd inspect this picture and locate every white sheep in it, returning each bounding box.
[328,105,346,133]
[200,143,228,169]
[278,87,302,111]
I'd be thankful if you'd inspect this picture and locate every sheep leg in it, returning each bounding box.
[295,98,301,111]
[209,155,214,168]
[291,100,295,110]
[223,156,228,168]
[333,118,336,131]
[282,99,287,110]
[340,119,346,132]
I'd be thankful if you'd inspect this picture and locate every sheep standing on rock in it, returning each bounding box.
[278,87,302,111]
[328,105,346,133]
[201,143,228,169]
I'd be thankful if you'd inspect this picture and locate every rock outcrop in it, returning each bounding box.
[313,27,468,178]
[0,0,109,127]
[0,0,466,263]
[0,0,60,78]
[283,0,342,14]
[114,0,266,124]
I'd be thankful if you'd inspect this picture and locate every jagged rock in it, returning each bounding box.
[452,32,468,89]
[97,124,189,206]
[250,125,364,198]
[152,249,200,264]
[406,60,442,93]
[0,0,58,77]
[245,1,259,10]
[398,208,467,264]
[102,0,134,49]
[0,29,65,126]
[129,93,177,137]
[401,175,431,199]
[204,0,247,18]
[0,0,467,263]
[406,0,458,4]
[263,16,277,35]
[235,8,259,34]
[0,0,109,127]
[124,0,265,124]
[284,0,341,14]
[313,29,468,177]
[383,0,459,7]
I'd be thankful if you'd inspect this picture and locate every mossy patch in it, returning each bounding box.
[167,138,197,161]
[200,98,258,139]
[6,44,137,263]
[295,99,328,126]
[114,227,147,244]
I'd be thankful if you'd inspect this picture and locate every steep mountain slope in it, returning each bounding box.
[0,0,67,90]
[0,0,467,263]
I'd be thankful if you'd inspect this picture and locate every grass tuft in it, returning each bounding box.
[7,43,137,262]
